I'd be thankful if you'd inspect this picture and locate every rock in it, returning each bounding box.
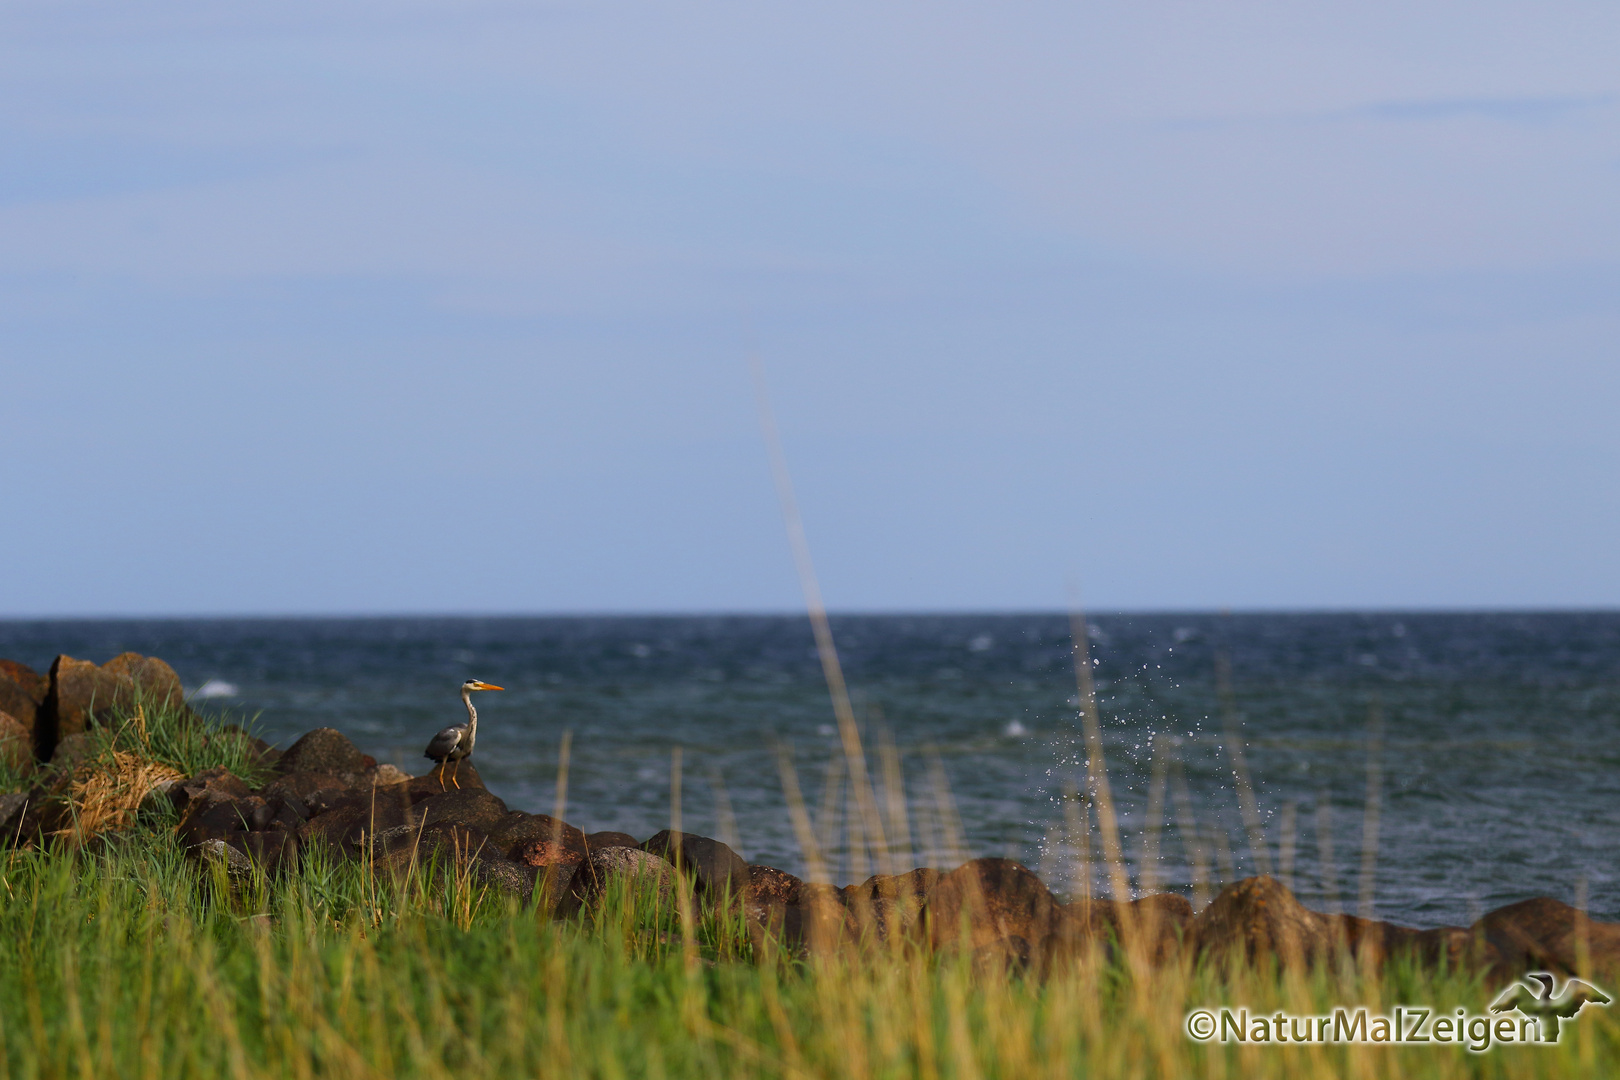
[0,660,47,704]
[40,654,185,759]
[275,728,368,776]
[170,767,252,814]
[99,653,185,712]
[747,864,805,908]
[1063,892,1194,963]
[844,868,939,940]
[921,858,1062,961]
[296,793,412,857]
[0,791,30,835]
[751,883,858,952]
[259,772,354,814]
[1474,897,1620,978]
[486,812,588,867]
[195,838,256,878]
[474,857,545,902]
[410,788,509,834]
[585,830,641,851]
[178,795,262,848]
[558,846,682,918]
[1190,876,1342,967]
[404,762,488,798]
[0,711,33,775]
[237,830,298,873]
[376,819,493,862]
[0,678,38,750]
[640,829,750,903]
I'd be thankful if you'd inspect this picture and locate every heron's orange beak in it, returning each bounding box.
[471,682,504,691]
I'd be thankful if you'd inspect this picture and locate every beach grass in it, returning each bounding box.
[2,813,1615,1080]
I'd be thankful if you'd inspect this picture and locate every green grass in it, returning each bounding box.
[1,704,1614,1078]
[1,820,1615,1080]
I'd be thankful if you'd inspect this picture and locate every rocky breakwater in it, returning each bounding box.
[129,725,1620,979]
[2,651,1615,978]
[0,652,189,769]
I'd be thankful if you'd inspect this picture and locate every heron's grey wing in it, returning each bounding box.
[424,725,465,761]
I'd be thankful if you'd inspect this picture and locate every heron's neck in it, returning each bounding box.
[462,688,478,744]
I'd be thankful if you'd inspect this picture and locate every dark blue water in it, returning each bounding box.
[1,613,1616,925]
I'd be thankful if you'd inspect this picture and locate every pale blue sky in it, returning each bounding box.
[2,2,1617,614]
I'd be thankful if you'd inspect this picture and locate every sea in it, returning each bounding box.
[1,612,1615,926]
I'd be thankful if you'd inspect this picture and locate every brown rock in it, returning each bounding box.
[296,794,412,857]
[585,830,641,852]
[920,858,1062,959]
[99,653,184,711]
[487,812,588,867]
[844,868,939,941]
[40,653,185,758]
[1474,897,1620,979]
[766,884,860,952]
[0,711,33,776]
[170,767,251,814]
[558,846,682,918]
[259,772,354,814]
[410,788,508,833]
[1063,892,1194,963]
[640,829,750,902]
[1189,876,1334,967]
[0,660,47,704]
[178,796,262,848]
[404,762,488,798]
[275,728,368,776]
[0,678,38,749]
[747,864,805,908]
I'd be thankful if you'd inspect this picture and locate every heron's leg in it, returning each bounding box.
[452,759,461,790]
[437,762,447,792]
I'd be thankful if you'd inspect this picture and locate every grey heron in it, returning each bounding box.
[423,679,503,790]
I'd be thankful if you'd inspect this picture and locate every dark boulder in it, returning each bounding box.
[0,791,30,835]
[585,830,640,852]
[751,883,858,953]
[486,812,588,867]
[641,829,749,903]
[410,788,508,833]
[1474,897,1620,979]
[1190,875,1355,967]
[1062,892,1194,963]
[178,794,261,848]
[844,868,939,941]
[921,858,1062,960]
[170,767,252,815]
[260,772,354,815]
[558,846,682,918]
[400,763,488,799]
[475,857,545,903]
[275,728,368,777]
[297,793,412,857]
[747,864,805,908]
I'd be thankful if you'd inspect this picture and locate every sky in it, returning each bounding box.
[2,1,1617,615]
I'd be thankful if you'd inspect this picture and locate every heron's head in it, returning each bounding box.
[462,679,504,692]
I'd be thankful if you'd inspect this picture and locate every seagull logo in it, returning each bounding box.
[1488,973,1611,1043]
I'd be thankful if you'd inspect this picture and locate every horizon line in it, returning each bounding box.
[2,604,1618,621]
